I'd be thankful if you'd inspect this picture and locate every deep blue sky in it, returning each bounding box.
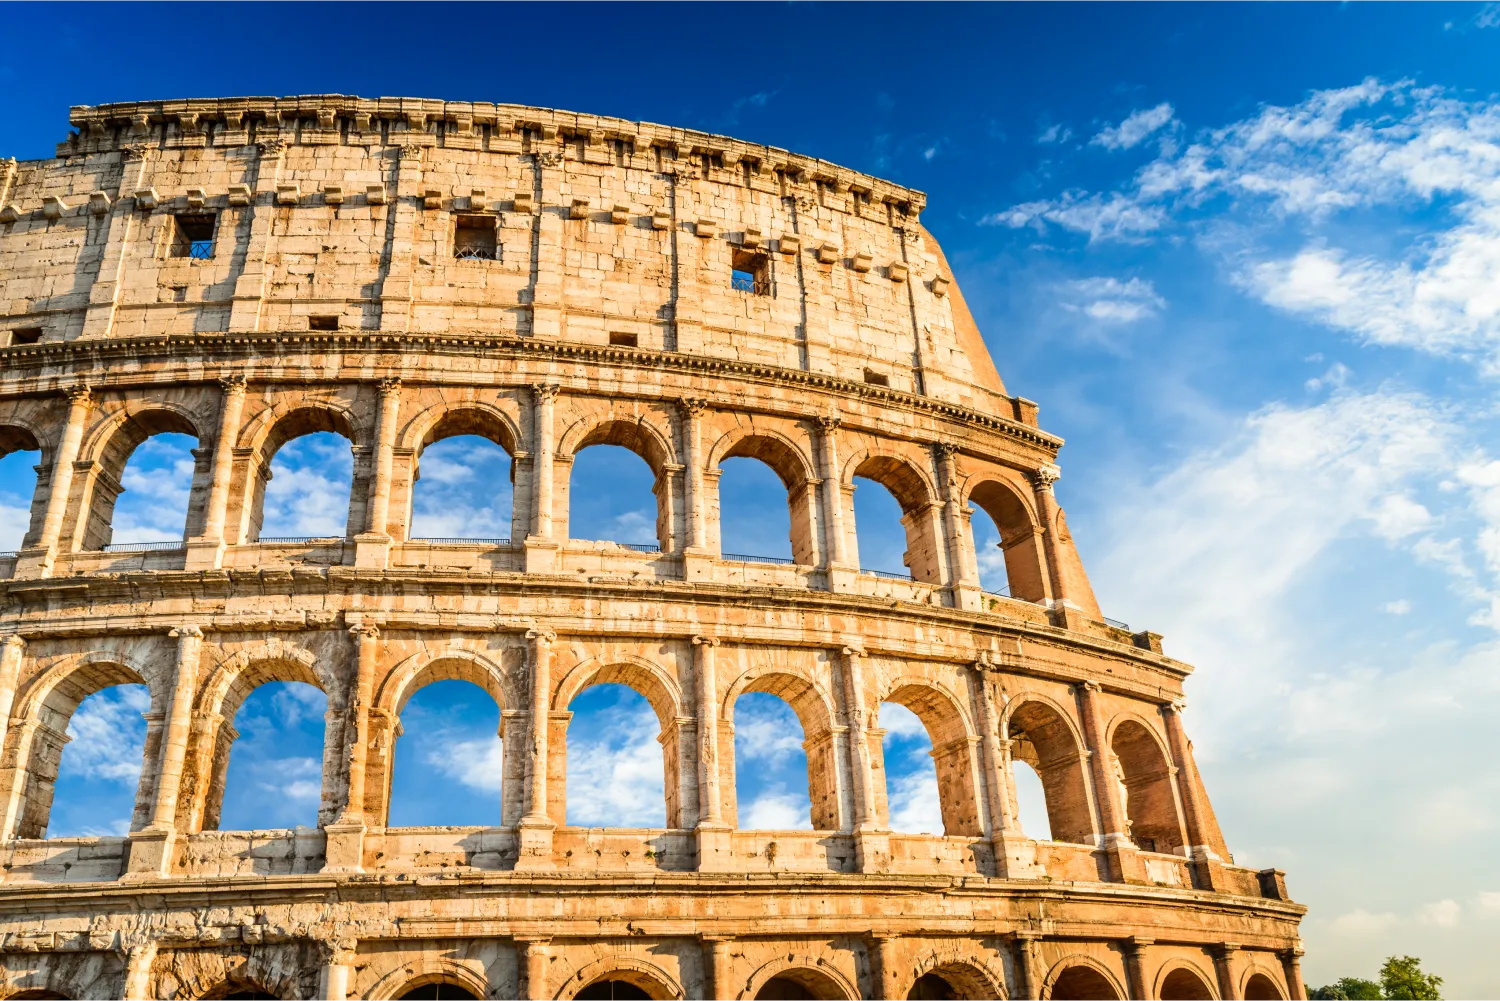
[4,4,1500,994]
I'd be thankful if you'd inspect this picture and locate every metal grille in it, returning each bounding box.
[188,240,213,260]
[731,272,770,295]
[861,567,913,581]
[409,537,511,546]
[619,542,661,553]
[102,541,183,552]
[454,246,498,261]
[723,553,796,565]
[1103,616,1131,631]
[255,536,342,545]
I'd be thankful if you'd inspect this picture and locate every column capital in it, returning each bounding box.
[1163,698,1187,714]
[1125,936,1156,950]
[1031,464,1061,491]
[531,382,562,403]
[527,627,557,645]
[63,384,92,405]
[0,634,25,654]
[840,645,865,659]
[815,414,842,432]
[377,376,402,396]
[1078,680,1104,695]
[934,441,960,458]
[678,397,709,418]
[1214,942,1242,957]
[218,374,248,395]
[348,623,380,640]
[169,625,204,640]
[692,635,719,648]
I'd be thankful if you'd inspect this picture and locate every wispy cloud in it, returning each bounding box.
[1061,277,1166,324]
[1092,102,1177,151]
[565,701,666,828]
[1037,123,1073,145]
[62,684,149,784]
[262,433,355,537]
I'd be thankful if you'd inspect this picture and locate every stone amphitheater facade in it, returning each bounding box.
[0,96,1304,1001]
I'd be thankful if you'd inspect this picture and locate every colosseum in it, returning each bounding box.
[0,96,1304,1000]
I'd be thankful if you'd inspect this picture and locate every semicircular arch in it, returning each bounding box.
[13,648,162,723]
[236,397,363,458]
[720,664,838,740]
[877,675,979,748]
[364,956,491,1001]
[555,955,684,1001]
[195,637,332,722]
[1155,962,1219,1001]
[558,414,676,474]
[77,399,204,466]
[738,955,859,1001]
[1041,956,1126,1001]
[906,948,1009,1000]
[376,646,517,718]
[399,400,523,456]
[553,653,683,732]
[0,416,48,460]
[841,447,937,515]
[1239,966,1287,1001]
[707,425,815,491]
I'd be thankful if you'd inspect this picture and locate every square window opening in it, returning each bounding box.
[8,327,42,346]
[309,315,340,331]
[171,214,217,259]
[609,331,639,347]
[731,248,770,296]
[454,214,498,261]
[863,368,890,388]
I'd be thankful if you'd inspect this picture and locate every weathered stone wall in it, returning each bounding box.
[0,96,1303,1001]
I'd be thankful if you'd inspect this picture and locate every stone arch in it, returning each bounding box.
[233,399,363,544]
[842,449,942,583]
[1240,968,1286,1000]
[1002,695,1097,845]
[1156,963,1218,1000]
[559,414,678,550]
[365,956,490,1001]
[556,956,684,1000]
[963,474,1048,603]
[0,422,46,553]
[188,639,337,832]
[1107,713,1186,853]
[708,426,819,566]
[373,646,518,826]
[399,400,523,456]
[721,665,842,831]
[906,949,1008,999]
[74,401,204,551]
[4,649,160,840]
[739,955,859,1000]
[1042,957,1125,1000]
[877,678,984,837]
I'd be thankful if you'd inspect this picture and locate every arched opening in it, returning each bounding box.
[754,968,848,1000]
[568,446,662,549]
[1244,973,1284,1000]
[879,702,941,835]
[82,410,201,551]
[213,679,328,832]
[717,457,794,562]
[909,974,957,1000]
[968,479,1048,604]
[200,982,277,1000]
[565,683,667,828]
[908,963,1002,1000]
[388,679,503,827]
[576,980,654,1000]
[1013,760,1052,840]
[880,685,982,836]
[716,433,816,565]
[8,660,152,840]
[1111,719,1185,853]
[732,691,812,830]
[0,425,42,553]
[1050,965,1121,1000]
[10,991,71,1000]
[851,456,939,583]
[398,984,480,1000]
[244,408,357,543]
[47,683,150,838]
[408,408,517,543]
[726,670,840,831]
[966,501,1010,597]
[1007,701,1095,845]
[1159,967,1215,1000]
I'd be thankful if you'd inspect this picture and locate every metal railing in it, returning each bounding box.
[188,240,213,260]
[255,536,344,545]
[101,541,183,553]
[408,537,511,546]
[0,552,17,560]
[618,542,661,553]
[1103,616,1131,631]
[723,552,796,566]
[984,584,1013,598]
[454,245,498,261]
[730,273,771,295]
[861,567,913,581]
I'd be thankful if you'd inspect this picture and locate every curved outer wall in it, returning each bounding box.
[0,97,1302,1001]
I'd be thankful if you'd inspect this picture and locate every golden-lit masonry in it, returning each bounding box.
[0,96,1303,1000]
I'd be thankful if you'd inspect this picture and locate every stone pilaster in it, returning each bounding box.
[324,621,379,873]
[516,628,556,869]
[125,625,203,878]
[524,384,561,572]
[186,375,247,570]
[15,386,91,579]
[354,378,403,568]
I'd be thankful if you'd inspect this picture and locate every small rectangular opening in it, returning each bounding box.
[308,315,339,331]
[454,214,498,260]
[863,368,890,388]
[170,214,217,259]
[609,331,639,347]
[8,327,42,346]
[731,248,770,296]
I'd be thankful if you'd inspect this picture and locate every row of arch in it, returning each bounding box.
[9,635,1192,858]
[0,385,1081,608]
[0,947,1293,999]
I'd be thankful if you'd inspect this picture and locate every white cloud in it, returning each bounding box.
[1092,102,1177,151]
[1037,123,1073,145]
[878,702,928,741]
[262,433,355,538]
[1304,362,1350,393]
[253,756,321,802]
[1418,899,1462,927]
[741,790,812,830]
[63,685,149,784]
[564,704,666,828]
[1061,277,1166,324]
[425,735,506,793]
[1477,890,1500,915]
[887,766,943,835]
[983,191,1166,242]
[734,700,808,764]
[1330,908,1400,938]
[1383,599,1412,616]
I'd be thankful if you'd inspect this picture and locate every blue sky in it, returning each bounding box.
[3,2,1500,993]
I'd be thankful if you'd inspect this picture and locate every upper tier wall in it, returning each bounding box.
[0,95,1016,414]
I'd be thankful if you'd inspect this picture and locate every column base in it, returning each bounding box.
[952,583,984,612]
[352,533,392,569]
[1102,834,1148,883]
[695,824,734,872]
[514,817,557,871]
[825,564,858,594]
[854,828,891,874]
[1188,845,1229,892]
[183,538,226,571]
[122,827,176,879]
[321,822,367,873]
[11,546,54,580]
[523,537,561,574]
[682,548,714,583]
[991,831,1046,879]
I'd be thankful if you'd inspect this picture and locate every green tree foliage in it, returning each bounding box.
[1380,956,1443,1000]
[1309,977,1382,1000]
